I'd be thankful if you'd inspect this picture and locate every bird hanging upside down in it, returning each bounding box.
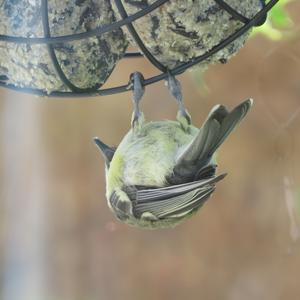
[94,72,253,229]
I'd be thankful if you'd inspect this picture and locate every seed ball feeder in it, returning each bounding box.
[0,0,279,98]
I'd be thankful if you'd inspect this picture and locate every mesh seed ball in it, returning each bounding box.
[120,0,263,69]
[0,0,128,93]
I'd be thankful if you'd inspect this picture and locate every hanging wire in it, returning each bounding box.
[0,0,279,98]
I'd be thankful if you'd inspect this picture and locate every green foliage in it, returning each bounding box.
[270,0,293,28]
[252,0,295,40]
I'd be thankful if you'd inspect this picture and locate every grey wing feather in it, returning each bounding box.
[133,174,226,219]
[110,191,131,221]
[194,164,217,180]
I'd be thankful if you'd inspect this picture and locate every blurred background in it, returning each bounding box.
[1,1,300,300]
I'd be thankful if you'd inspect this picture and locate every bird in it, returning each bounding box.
[94,72,253,229]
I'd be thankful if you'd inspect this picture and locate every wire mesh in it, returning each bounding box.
[0,0,279,97]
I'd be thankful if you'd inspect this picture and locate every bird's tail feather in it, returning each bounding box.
[202,98,253,158]
[172,99,253,181]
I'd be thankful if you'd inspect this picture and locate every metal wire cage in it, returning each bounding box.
[0,0,279,98]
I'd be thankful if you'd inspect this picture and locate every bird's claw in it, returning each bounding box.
[131,111,145,131]
[177,109,192,132]
[167,72,183,103]
[130,72,145,130]
[166,72,192,129]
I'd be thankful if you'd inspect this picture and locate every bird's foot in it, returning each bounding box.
[129,72,145,130]
[166,72,191,130]
[176,110,192,132]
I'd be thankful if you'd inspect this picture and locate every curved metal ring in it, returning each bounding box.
[0,0,279,98]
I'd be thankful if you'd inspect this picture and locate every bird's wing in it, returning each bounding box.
[129,174,226,219]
